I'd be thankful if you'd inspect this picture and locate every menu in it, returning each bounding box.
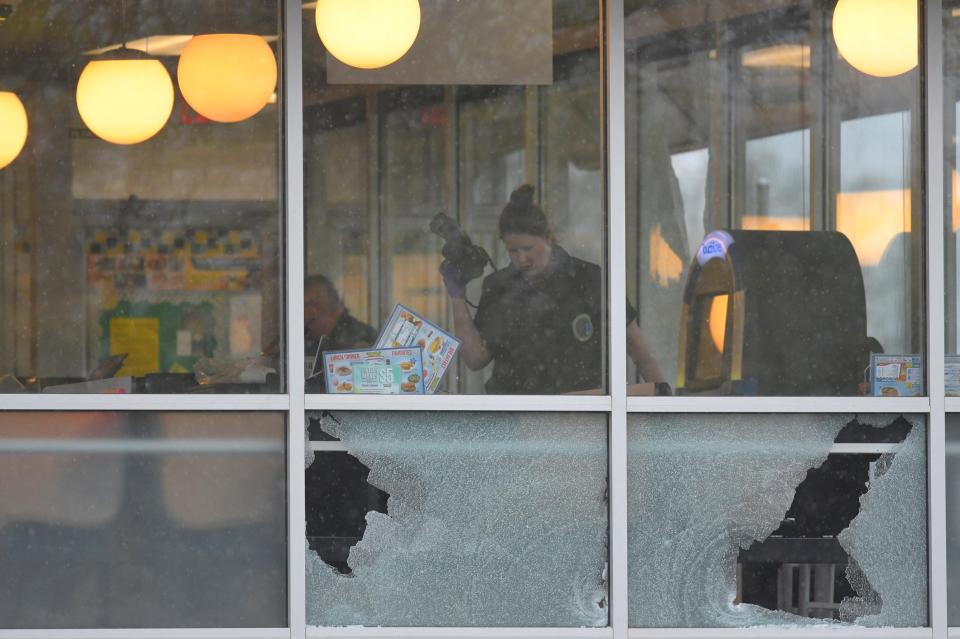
[323,347,426,395]
[869,354,923,397]
[376,304,460,394]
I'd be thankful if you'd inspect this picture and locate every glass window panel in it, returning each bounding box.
[840,112,915,357]
[625,0,924,397]
[628,413,927,627]
[305,411,608,626]
[945,2,960,393]
[0,2,284,394]
[947,415,960,624]
[0,411,287,628]
[303,1,611,395]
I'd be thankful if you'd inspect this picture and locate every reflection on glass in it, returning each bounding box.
[0,412,287,628]
[626,0,923,397]
[305,411,607,626]
[628,413,927,627]
[0,2,283,394]
[743,131,811,231]
[304,2,645,395]
[839,112,914,357]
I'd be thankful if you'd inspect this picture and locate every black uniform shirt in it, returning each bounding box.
[473,246,637,394]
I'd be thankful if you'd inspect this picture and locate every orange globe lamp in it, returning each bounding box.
[832,0,918,77]
[76,55,174,145]
[0,92,28,169]
[177,34,278,123]
[315,0,421,70]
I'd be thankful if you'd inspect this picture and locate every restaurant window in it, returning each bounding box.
[946,0,960,394]
[0,411,287,628]
[945,3,960,620]
[0,1,284,394]
[625,0,924,397]
[302,1,612,396]
[305,410,608,627]
[947,415,960,624]
[629,413,928,627]
[0,0,954,636]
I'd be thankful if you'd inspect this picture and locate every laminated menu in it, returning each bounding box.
[323,347,426,395]
[869,354,923,397]
[376,304,460,394]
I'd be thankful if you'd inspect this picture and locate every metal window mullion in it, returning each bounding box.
[627,396,931,414]
[306,629,613,639]
[0,631,290,639]
[605,0,629,637]
[283,0,307,637]
[305,394,612,412]
[0,394,290,412]
[628,629,933,639]
[924,0,949,636]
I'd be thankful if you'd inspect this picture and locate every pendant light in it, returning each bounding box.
[832,0,918,78]
[76,1,174,144]
[315,0,421,70]
[177,34,277,123]
[0,91,27,170]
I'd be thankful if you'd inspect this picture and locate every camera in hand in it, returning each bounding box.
[430,212,493,284]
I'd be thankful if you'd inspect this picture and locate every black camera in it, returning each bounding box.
[430,212,492,284]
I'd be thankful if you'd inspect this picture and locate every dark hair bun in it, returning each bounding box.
[509,184,536,207]
[500,184,550,239]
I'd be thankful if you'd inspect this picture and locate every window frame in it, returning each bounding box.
[0,0,951,637]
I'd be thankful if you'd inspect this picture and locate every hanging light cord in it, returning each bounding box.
[119,0,127,50]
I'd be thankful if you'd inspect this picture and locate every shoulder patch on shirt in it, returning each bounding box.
[572,313,594,342]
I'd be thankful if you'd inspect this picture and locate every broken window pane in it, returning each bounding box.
[946,416,960,624]
[628,413,927,627]
[0,412,287,628]
[305,411,608,627]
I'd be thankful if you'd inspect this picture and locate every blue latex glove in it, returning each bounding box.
[439,260,466,299]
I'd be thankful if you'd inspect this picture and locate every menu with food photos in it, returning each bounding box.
[323,347,426,395]
[376,304,460,394]
[869,353,923,397]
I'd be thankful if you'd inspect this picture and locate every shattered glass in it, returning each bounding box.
[947,420,960,625]
[628,413,927,628]
[835,423,927,626]
[305,411,608,627]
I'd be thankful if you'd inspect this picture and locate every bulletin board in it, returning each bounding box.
[85,227,262,376]
[99,301,217,376]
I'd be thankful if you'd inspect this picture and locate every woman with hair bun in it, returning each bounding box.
[440,184,665,394]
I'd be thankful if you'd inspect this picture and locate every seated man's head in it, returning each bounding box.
[305,274,344,339]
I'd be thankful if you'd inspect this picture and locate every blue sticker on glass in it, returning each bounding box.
[696,230,735,266]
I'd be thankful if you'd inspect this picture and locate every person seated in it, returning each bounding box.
[304,274,377,391]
